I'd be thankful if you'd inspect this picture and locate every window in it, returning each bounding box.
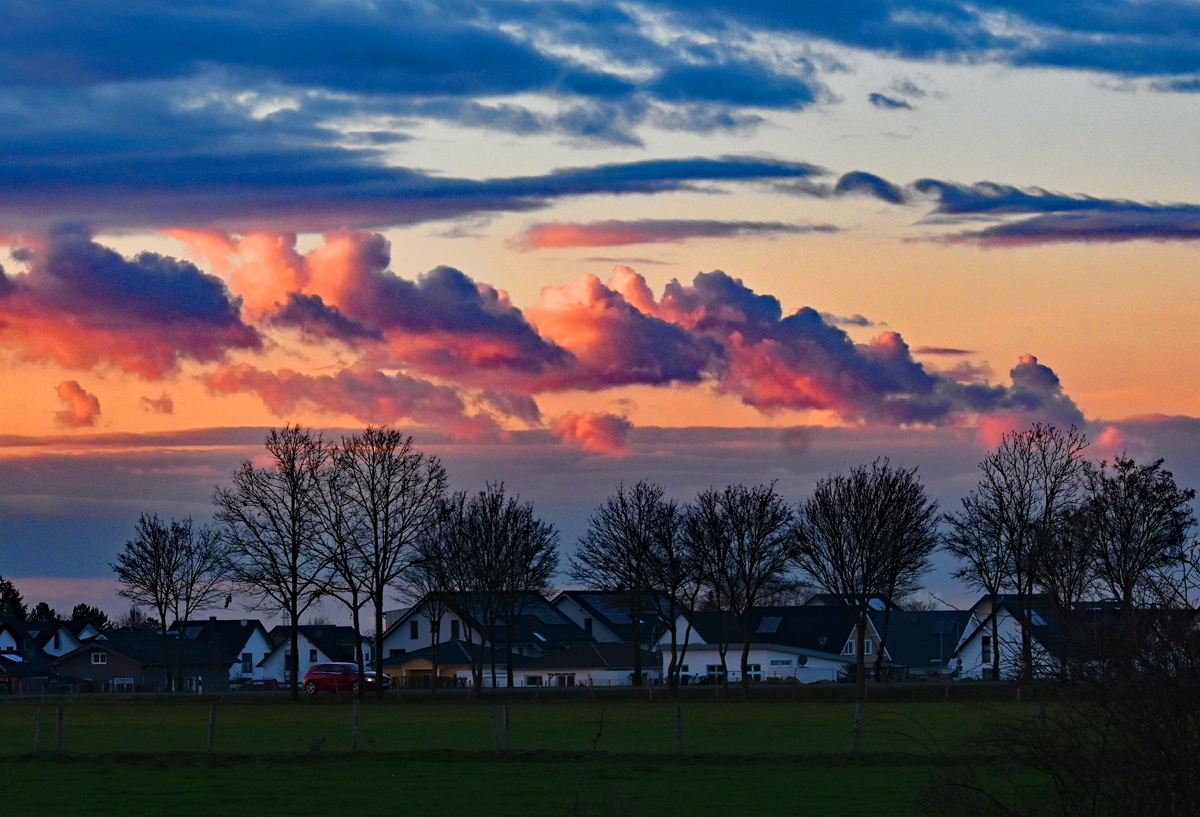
[843,641,855,656]
[680,665,689,673]
[241,652,253,674]
[706,664,725,679]
[184,677,197,691]
[308,649,317,663]
[53,631,61,650]
[113,678,135,693]
[525,675,543,687]
[981,635,991,660]
[431,619,440,639]
[747,663,762,681]
[92,651,107,664]
[770,659,793,667]
[450,620,460,639]
[410,621,419,640]
[583,618,593,635]
[389,649,406,658]
[864,640,873,655]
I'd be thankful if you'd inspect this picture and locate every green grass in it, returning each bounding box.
[0,694,1032,816]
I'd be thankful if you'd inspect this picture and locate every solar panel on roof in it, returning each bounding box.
[756,616,783,634]
[930,619,959,635]
[583,594,632,624]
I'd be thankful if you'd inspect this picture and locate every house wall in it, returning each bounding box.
[0,629,18,653]
[956,610,1055,680]
[378,606,476,657]
[53,647,146,689]
[41,626,82,657]
[259,633,328,682]
[664,645,846,684]
[227,627,274,683]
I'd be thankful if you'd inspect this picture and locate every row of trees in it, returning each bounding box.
[0,576,108,628]
[105,421,1196,708]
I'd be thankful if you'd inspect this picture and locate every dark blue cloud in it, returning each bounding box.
[270,293,385,344]
[835,171,909,204]
[868,92,913,110]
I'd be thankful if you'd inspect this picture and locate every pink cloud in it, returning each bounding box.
[205,363,500,441]
[514,219,831,249]
[141,394,174,414]
[553,411,632,454]
[55,381,101,428]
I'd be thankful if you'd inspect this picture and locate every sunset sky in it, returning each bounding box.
[4,0,1200,618]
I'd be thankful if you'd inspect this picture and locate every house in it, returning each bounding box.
[552,590,671,647]
[50,628,256,692]
[0,615,101,692]
[874,610,973,677]
[804,594,898,611]
[382,639,529,688]
[378,592,595,664]
[0,651,56,694]
[168,617,273,687]
[953,594,1065,680]
[520,643,661,687]
[258,625,371,684]
[658,606,878,684]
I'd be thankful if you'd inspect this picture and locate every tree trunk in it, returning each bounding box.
[352,604,365,703]
[740,633,752,697]
[630,600,643,687]
[873,605,893,682]
[289,615,300,701]
[373,600,385,701]
[666,616,680,700]
[855,608,867,703]
[991,604,1001,681]
[505,623,515,688]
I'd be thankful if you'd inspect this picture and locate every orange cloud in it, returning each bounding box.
[55,381,101,428]
[553,411,632,454]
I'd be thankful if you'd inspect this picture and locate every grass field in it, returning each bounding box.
[0,689,1034,816]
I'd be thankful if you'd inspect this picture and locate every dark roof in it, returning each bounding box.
[267,625,363,663]
[685,606,860,656]
[555,590,672,643]
[382,638,528,669]
[804,594,898,611]
[392,593,596,653]
[170,618,268,660]
[874,610,973,669]
[0,651,56,678]
[522,643,659,671]
[52,629,241,669]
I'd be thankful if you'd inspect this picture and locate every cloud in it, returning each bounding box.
[819,312,875,327]
[868,93,913,110]
[55,381,101,428]
[553,412,633,454]
[515,219,836,248]
[204,363,499,441]
[141,394,174,414]
[0,227,260,378]
[913,346,975,355]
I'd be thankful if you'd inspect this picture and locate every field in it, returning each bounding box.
[0,687,1034,816]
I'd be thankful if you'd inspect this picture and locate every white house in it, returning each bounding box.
[657,606,883,684]
[953,595,1061,680]
[258,624,371,683]
[169,618,274,686]
[552,590,670,647]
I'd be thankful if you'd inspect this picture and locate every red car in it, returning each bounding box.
[302,663,388,694]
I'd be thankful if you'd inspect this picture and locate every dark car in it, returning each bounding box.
[302,663,387,694]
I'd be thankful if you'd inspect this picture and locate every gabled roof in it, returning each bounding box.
[387,593,596,653]
[875,610,973,669]
[51,629,242,669]
[170,618,270,661]
[521,643,659,671]
[683,606,861,657]
[265,625,364,663]
[804,594,898,611]
[381,638,528,670]
[553,590,672,643]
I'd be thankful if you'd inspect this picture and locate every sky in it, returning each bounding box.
[3,0,1200,623]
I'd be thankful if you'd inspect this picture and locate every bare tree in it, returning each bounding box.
[707,483,795,696]
[1033,507,1097,679]
[112,513,180,689]
[337,427,447,701]
[944,487,1012,681]
[649,498,703,698]
[689,490,736,689]
[483,484,559,688]
[794,461,937,713]
[570,481,668,687]
[1086,455,1196,614]
[214,425,329,701]
[312,454,371,699]
[170,518,230,688]
[404,527,454,694]
[958,425,1089,682]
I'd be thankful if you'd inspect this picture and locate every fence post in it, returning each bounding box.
[502,702,511,752]
[207,702,217,752]
[54,705,63,752]
[352,700,360,752]
[491,706,501,755]
[674,705,682,755]
[34,707,41,753]
[850,700,864,754]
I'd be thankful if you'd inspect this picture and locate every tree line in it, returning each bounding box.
[37,420,1189,706]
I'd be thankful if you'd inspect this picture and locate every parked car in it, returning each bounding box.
[302,663,387,694]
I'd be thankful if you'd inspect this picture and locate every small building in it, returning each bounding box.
[874,610,973,677]
[169,618,274,687]
[50,629,249,692]
[552,590,671,647]
[382,639,528,688]
[520,643,661,687]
